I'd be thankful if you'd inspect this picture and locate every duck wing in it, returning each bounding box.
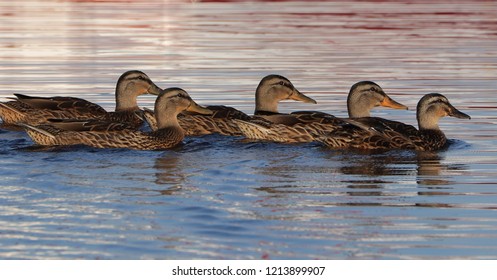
[46,118,134,132]
[177,105,250,136]
[319,117,420,150]
[14,94,107,115]
[236,111,347,143]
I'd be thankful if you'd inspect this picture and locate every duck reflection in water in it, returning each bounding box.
[153,151,188,195]
[254,147,469,201]
[336,149,469,197]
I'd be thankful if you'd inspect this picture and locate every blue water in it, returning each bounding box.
[1,0,497,259]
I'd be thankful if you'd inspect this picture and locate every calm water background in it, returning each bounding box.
[0,0,496,259]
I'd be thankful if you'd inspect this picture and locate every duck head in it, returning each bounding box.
[347,81,408,118]
[154,87,212,129]
[115,70,162,111]
[416,93,470,130]
[255,74,316,114]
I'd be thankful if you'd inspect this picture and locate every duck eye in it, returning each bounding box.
[279,81,286,86]
[370,87,376,92]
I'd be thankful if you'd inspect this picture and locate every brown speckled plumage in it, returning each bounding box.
[317,93,471,151]
[143,75,316,136]
[0,70,161,128]
[21,88,212,151]
[23,125,185,150]
[236,81,407,143]
[235,111,347,143]
[0,97,108,124]
[144,105,252,136]
[45,118,135,132]
[181,105,254,136]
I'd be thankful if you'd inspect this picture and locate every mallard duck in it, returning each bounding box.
[143,74,316,136]
[20,88,213,150]
[234,81,408,143]
[0,70,161,128]
[317,93,470,151]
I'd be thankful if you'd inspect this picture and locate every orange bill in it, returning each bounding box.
[380,96,408,110]
[290,89,317,104]
[187,101,213,115]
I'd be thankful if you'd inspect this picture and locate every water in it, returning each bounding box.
[1,0,497,259]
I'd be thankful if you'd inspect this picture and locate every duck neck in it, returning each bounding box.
[115,84,139,112]
[347,95,371,118]
[417,114,441,131]
[255,89,279,114]
[155,106,182,131]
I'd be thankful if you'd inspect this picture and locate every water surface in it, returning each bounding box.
[1,0,497,259]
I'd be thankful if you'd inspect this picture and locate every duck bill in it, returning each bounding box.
[187,101,213,115]
[290,89,317,104]
[449,106,471,119]
[147,82,162,96]
[380,96,408,110]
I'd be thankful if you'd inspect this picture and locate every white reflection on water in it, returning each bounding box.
[0,0,497,259]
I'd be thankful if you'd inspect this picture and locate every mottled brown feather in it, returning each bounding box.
[316,93,469,151]
[0,70,161,129]
[20,87,209,151]
[318,118,447,151]
[46,119,134,132]
[236,81,408,143]
[145,105,253,136]
[143,75,315,136]
[22,125,184,150]
[236,111,348,143]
